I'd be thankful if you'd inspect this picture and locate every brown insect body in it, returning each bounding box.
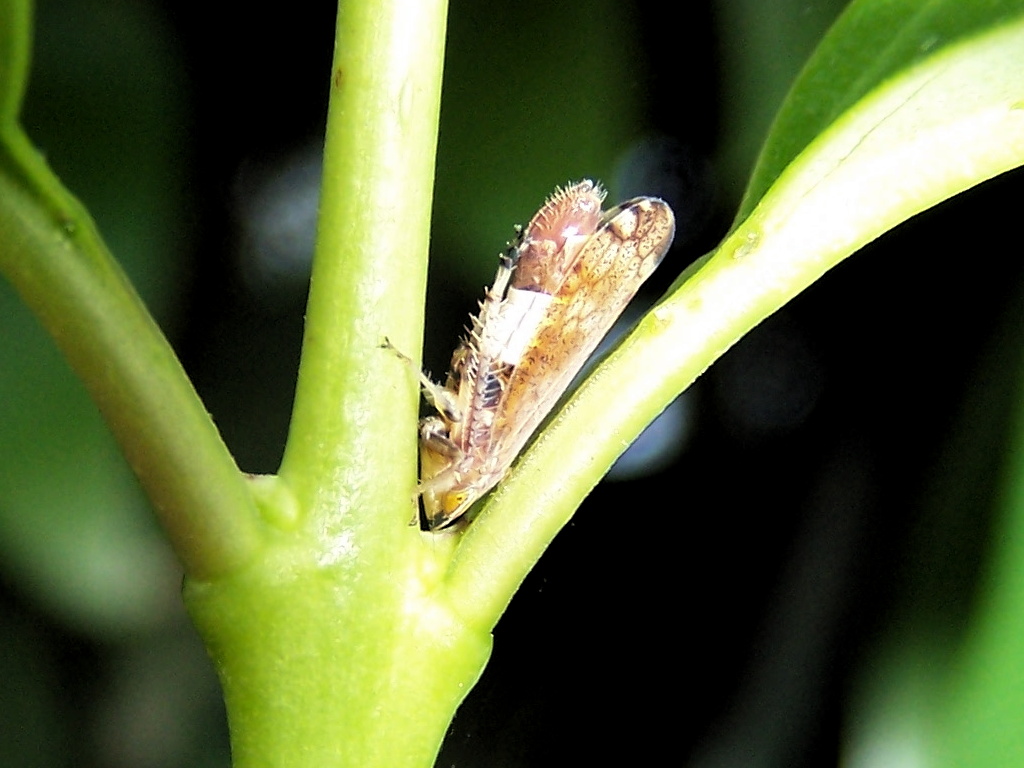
[418,180,675,529]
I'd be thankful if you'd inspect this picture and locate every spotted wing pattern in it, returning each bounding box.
[418,181,675,529]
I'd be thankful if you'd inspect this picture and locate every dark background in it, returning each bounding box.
[1,0,1021,766]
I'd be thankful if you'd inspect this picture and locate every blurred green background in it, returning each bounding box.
[3,0,1024,766]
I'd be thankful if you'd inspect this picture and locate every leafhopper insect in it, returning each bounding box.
[417,180,676,530]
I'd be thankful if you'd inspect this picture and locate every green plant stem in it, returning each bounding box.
[184,3,490,767]
[0,0,259,580]
[0,0,31,122]
[278,0,444,520]
[0,128,261,580]
[184,531,491,768]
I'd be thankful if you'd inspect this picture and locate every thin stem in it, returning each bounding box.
[0,130,261,579]
[279,0,447,531]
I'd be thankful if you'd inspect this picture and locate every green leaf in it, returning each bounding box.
[741,0,1024,220]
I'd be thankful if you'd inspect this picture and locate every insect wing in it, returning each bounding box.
[417,185,675,531]
[496,196,676,454]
